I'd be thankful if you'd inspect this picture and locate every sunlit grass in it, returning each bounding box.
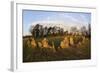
[23,35,91,62]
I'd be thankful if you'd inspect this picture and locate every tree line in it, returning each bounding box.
[29,24,91,38]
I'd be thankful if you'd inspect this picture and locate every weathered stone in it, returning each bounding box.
[27,39,31,48]
[38,42,42,48]
[51,41,56,52]
[69,36,74,46]
[31,38,37,48]
[60,37,69,49]
[82,36,86,44]
[42,38,51,48]
[76,41,82,48]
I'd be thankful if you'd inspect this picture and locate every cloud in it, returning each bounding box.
[23,12,90,36]
[23,31,32,36]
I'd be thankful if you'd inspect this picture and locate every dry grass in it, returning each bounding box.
[23,35,91,62]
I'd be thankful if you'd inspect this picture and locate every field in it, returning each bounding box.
[23,35,91,62]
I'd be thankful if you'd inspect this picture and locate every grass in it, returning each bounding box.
[23,35,91,62]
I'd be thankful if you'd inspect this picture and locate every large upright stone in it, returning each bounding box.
[38,42,42,48]
[27,39,31,48]
[31,38,37,48]
[60,37,69,49]
[42,38,51,48]
[69,36,74,46]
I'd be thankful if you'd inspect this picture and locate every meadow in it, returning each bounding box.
[23,35,91,62]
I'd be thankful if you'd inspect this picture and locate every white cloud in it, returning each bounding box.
[23,13,90,36]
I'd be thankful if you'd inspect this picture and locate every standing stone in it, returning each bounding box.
[69,36,74,46]
[27,39,31,48]
[60,37,69,49]
[42,38,51,48]
[38,42,42,48]
[51,41,56,52]
[31,38,37,48]
[82,36,86,44]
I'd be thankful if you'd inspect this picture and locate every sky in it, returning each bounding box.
[23,10,91,36]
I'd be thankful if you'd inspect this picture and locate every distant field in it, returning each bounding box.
[23,35,91,62]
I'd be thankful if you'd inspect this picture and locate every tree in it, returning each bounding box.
[88,24,91,34]
[81,26,86,33]
[30,25,34,36]
[70,26,77,33]
[80,26,87,36]
[88,24,91,37]
[30,24,40,38]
